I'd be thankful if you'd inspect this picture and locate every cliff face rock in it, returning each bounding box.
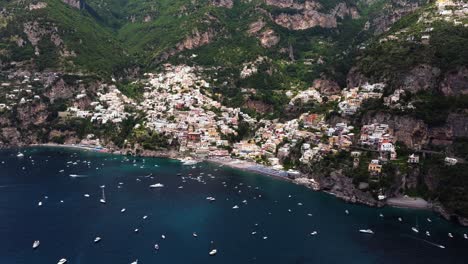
[346,66,369,88]
[16,102,49,127]
[363,112,429,148]
[1,127,21,147]
[401,64,440,94]
[440,67,468,96]
[158,29,216,62]
[266,0,359,30]
[371,0,421,35]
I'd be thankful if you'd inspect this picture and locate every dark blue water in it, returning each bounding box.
[0,148,467,264]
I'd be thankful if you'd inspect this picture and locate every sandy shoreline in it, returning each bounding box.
[25,144,430,211]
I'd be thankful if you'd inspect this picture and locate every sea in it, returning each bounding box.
[0,147,467,264]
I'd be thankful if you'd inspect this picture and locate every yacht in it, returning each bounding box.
[310,231,318,236]
[359,229,374,234]
[130,260,138,264]
[38,201,42,207]
[57,258,67,264]
[154,244,159,250]
[17,152,24,158]
[121,208,126,213]
[94,237,101,243]
[32,240,40,249]
[149,183,164,188]
[232,205,239,209]
[143,215,148,220]
[209,249,217,256]
[411,227,419,233]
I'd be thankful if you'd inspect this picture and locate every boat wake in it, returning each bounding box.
[69,174,89,178]
[401,234,446,249]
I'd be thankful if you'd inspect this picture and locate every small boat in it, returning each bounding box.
[263,236,268,240]
[57,258,67,264]
[232,205,239,209]
[345,210,349,215]
[193,232,198,237]
[464,233,467,239]
[130,260,138,264]
[426,231,431,236]
[32,240,40,249]
[359,229,374,234]
[38,201,42,207]
[206,197,216,202]
[154,244,159,250]
[99,187,106,204]
[134,229,139,233]
[379,213,384,218]
[411,227,419,233]
[209,249,217,256]
[427,218,432,223]
[161,234,166,239]
[121,208,126,213]
[448,232,454,238]
[149,183,164,188]
[17,152,25,158]
[84,194,90,198]
[398,217,403,222]
[438,244,446,249]
[94,237,101,243]
[143,215,148,220]
[310,231,318,236]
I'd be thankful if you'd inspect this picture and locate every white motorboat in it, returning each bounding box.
[17,152,24,158]
[193,232,198,237]
[161,234,166,239]
[232,205,239,209]
[121,208,126,213]
[359,229,374,234]
[84,194,90,198]
[464,233,468,239]
[154,244,159,250]
[32,240,40,249]
[57,258,67,264]
[149,183,164,188]
[94,237,101,243]
[206,197,216,202]
[99,187,106,204]
[130,260,138,264]
[411,227,419,233]
[143,215,148,220]
[345,210,349,215]
[448,232,454,238]
[38,201,42,207]
[209,249,217,256]
[426,231,431,236]
[310,231,318,236]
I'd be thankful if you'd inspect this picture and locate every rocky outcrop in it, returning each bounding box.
[211,0,233,8]
[259,29,280,48]
[316,170,380,206]
[371,1,421,35]
[311,79,341,95]
[440,67,468,96]
[401,64,440,94]
[16,102,49,127]
[62,0,84,9]
[1,127,22,147]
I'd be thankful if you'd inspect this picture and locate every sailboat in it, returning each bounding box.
[100,187,106,204]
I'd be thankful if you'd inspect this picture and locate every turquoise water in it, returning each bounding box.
[0,147,467,264]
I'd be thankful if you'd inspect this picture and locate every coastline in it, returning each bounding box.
[20,144,437,212]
